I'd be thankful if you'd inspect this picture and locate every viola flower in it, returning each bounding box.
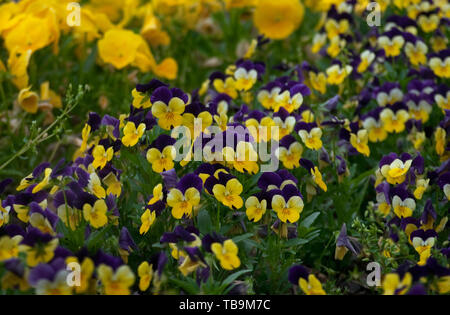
[92,145,114,170]
[377,29,405,57]
[151,86,188,130]
[253,0,304,40]
[97,264,135,295]
[29,202,58,236]
[411,229,437,266]
[138,261,153,292]
[0,200,11,228]
[404,37,428,66]
[87,172,106,199]
[245,195,267,223]
[211,239,241,270]
[272,108,296,140]
[383,272,412,295]
[178,247,207,276]
[311,33,327,54]
[417,12,440,33]
[276,135,303,169]
[350,129,370,157]
[434,127,446,156]
[437,172,450,200]
[300,158,327,193]
[362,109,388,143]
[146,135,177,173]
[20,228,59,267]
[257,82,282,110]
[307,71,327,95]
[379,153,413,185]
[335,223,360,260]
[434,85,450,112]
[357,50,376,73]
[288,265,325,295]
[391,187,416,218]
[65,256,94,294]
[103,172,122,197]
[83,199,108,229]
[274,84,307,113]
[233,60,264,91]
[222,141,259,174]
[326,36,346,58]
[0,235,23,261]
[28,259,72,295]
[326,63,352,85]
[380,105,410,133]
[132,88,152,109]
[413,178,429,200]
[375,82,404,107]
[257,169,298,192]
[428,49,450,78]
[211,73,238,99]
[376,182,391,217]
[167,174,202,219]
[296,122,323,150]
[32,168,52,194]
[121,121,146,147]
[212,175,244,210]
[182,102,213,136]
[245,112,275,143]
[270,184,304,223]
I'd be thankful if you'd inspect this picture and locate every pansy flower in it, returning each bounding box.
[151,86,188,130]
[377,28,405,58]
[362,108,388,142]
[391,186,416,218]
[434,84,450,112]
[411,229,437,266]
[97,264,135,295]
[376,182,391,217]
[211,173,244,210]
[269,184,304,224]
[382,272,412,295]
[379,153,413,185]
[272,108,296,140]
[417,10,440,33]
[222,140,259,174]
[137,261,153,292]
[83,199,108,229]
[211,72,238,99]
[257,81,282,110]
[146,134,177,173]
[211,239,240,270]
[356,49,376,73]
[335,223,361,260]
[161,226,201,260]
[326,62,352,85]
[276,135,303,169]
[375,82,404,107]
[288,264,326,295]
[233,60,265,91]
[244,110,275,143]
[28,202,58,236]
[300,158,327,193]
[350,129,370,157]
[178,246,207,276]
[20,228,58,267]
[257,170,298,192]
[437,172,450,200]
[404,34,428,66]
[380,103,410,133]
[274,83,308,113]
[28,258,72,295]
[92,145,114,170]
[121,121,146,147]
[428,49,450,78]
[245,193,267,223]
[167,174,202,219]
[296,122,323,150]
[182,101,213,136]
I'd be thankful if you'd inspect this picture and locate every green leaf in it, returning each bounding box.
[232,233,254,244]
[283,238,309,247]
[300,212,320,229]
[222,269,252,287]
[197,209,213,234]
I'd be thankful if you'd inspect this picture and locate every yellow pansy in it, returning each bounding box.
[298,128,323,150]
[271,195,304,223]
[97,265,135,295]
[211,240,241,270]
[350,129,370,157]
[83,199,108,229]
[167,188,201,219]
[138,261,153,291]
[121,122,146,147]
[213,178,244,210]
[139,209,156,235]
[245,196,267,222]
[299,274,326,295]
